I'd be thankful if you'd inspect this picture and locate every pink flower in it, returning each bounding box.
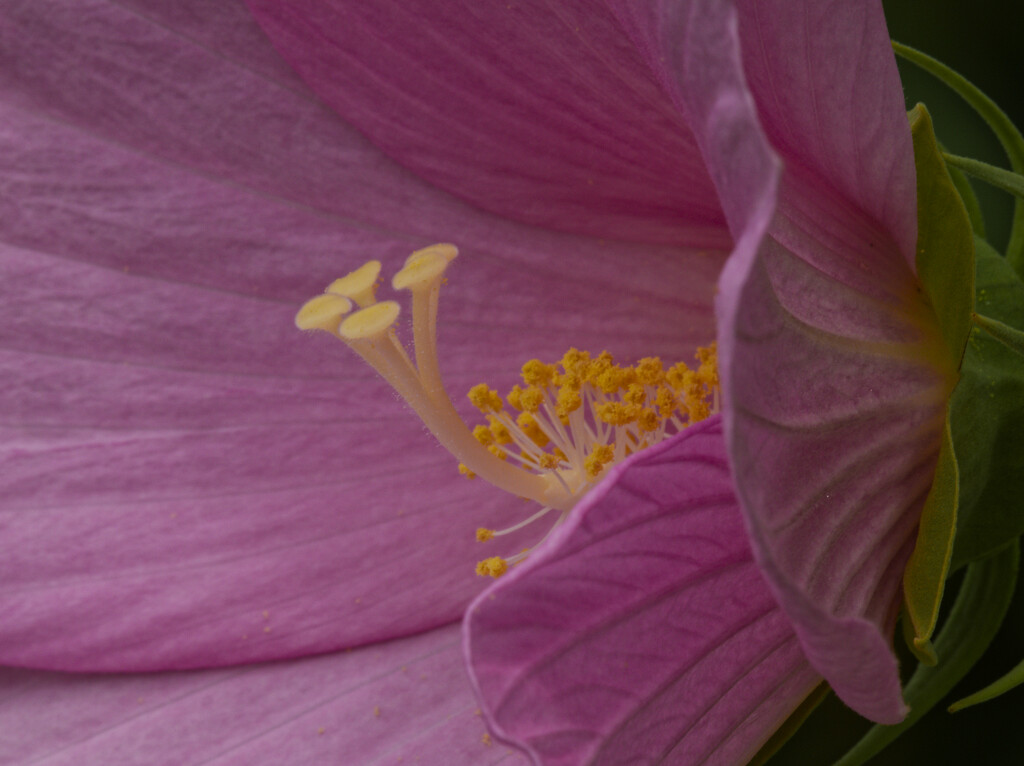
[0,1,952,764]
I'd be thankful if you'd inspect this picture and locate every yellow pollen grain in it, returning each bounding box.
[458,463,477,479]
[482,733,493,747]
[373,706,381,717]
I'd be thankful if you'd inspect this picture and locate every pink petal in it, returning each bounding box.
[0,623,526,766]
[625,0,950,721]
[465,417,821,766]
[244,0,730,248]
[0,1,724,670]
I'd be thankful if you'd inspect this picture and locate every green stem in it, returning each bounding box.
[944,154,1024,200]
[893,41,1024,275]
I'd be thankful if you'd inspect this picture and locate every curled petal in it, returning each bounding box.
[631,0,950,721]
[465,417,821,766]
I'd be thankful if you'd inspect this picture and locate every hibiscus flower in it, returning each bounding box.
[0,1,953,764]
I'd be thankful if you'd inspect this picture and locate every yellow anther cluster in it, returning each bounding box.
[465,344,718,480]
[476,557,509,578]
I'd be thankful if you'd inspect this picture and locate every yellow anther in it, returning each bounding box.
[488,417,512,445]
[392,249,451,291]
[472,424,494,446]
[637,407,660,432]
[294,293,353,332]
[476,557,508,578]
[537,452,560,469]
[468,384,503,413]
[518,386,544,413]
[476,528,495,542]
[624,383,646,406]
[521,359,556,387]
[458,463,477,480]
[507,385,524,411]
[666,362,692,391]
[682,369,711,422]
[560,349,590,376]
[516,412,549,447]
[696,343,719,388]
[555,386,582,418]
[487,444,507,461]
[655,387,678,417]
[585,351,614,383]
[635,357,664,385]
[338,301,400,340]
[404,243,458,268]
[595,366,626,394]
[326,260,381,308]
[597,401,639,426]
[584,444,614,479]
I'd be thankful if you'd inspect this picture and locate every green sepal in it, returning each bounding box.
[944,153,1024,201]
[902,104,974,651]
[833,541,1019,766]
[972,312,1024,357]
[949,238,1024,570]
[893,41,1024,274]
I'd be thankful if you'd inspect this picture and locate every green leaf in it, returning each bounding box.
[943,153,1024,200]
[902,104,974,652]
[893,41,1024,274]
[949,238,1024,570]
[833,541,1019,766]
[949,656,1024,712]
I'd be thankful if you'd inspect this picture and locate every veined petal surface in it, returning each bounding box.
[465,417,821,766]
[0,623,525,766]
[617,0,951,721]
[244,0,729,248]
[0,0,723,670]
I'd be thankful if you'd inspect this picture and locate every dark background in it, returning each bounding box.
[767,3,1024,764]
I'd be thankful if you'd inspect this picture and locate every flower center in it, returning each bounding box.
[296,244,719,577]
